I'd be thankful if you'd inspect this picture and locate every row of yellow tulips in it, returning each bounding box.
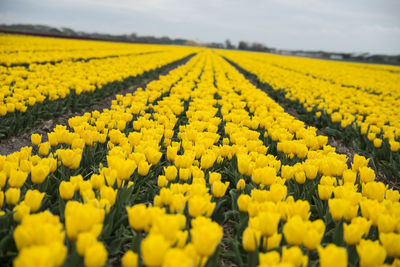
[0,48,398,267]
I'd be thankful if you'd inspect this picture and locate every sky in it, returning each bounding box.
[1,0,400,55]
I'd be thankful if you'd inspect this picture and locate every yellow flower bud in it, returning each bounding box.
[237,194,251,212]
[343,203,359,221]
[162,248,192,267]
[283,216,306,246]
[236,179,246,190]
[373,138,382,148]
[295,171,306,184]
[31,163,50,184]
[377,213,396,233]
[304,164,318,180]
[8,169,28,188]
[259,251,280,265]
[188,195,210,218]
[59,181,75,200]
[157,175,168,188]
[101,168,117,187]
[303,228,323,250]
[138,161,151,176]
[0,171,6,188]
[141,234,169,267]
[13,202,31,221]
[351,155,369,172]
[31,134,42,146]
[164,165,177,181]
[281,165,295,180]
[122,250,138,267]
[265,232,282,250]
[258,211,280,237]
[281,246,307,267]
[0,106,7,116]
[59,149,82,170]
[175,230,188,248]
[38,142,50,156]
[270,183,287,203]
[328,198,348,221]
[145,147,162,165]
[24,189,45,212]
[343,223,363,246]
[362,181,386,202]
[351,217,372,237]
[211,180,229,198]
[76,232,97,256]
[5,187,20,205]
[379,233,400,258]
[190,218,222,256]
[84,241,107,267]
[385,189,400,202]
[359,166,375,183]
[389,141,399,152]
[126,204,150,231]
[100,186,117,206]
[237,154,251,176]
[117,120,126,131]
[179,168,191,181]
[65,201,105,240]
[318,185,333,200]
[242,227,260,252]
[318,244,347,267]
[356,239,386,267]
[342,170,357,184]
[208,172,221,185]
[48,132,58,146]
[6,103,15,113]
[166,146,178,162]
[200,151,216,170]
[90,174,105,190]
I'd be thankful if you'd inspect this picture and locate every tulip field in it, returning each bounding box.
[0,34,399,267]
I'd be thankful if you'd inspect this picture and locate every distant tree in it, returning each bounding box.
[250,42,271,51]
[128,33,137,41]
[174,39,187,45]
[238,41,249,50]
[207,42,224,48]
[225,39,235,49]
[160,36,172,44]
[49,28,62,34]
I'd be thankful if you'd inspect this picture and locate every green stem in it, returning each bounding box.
[247,251,257,267]
[134,230,142,254]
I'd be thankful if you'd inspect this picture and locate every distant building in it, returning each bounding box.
[329,54,344,60]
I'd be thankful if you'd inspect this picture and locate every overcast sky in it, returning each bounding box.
[1,0,399,54]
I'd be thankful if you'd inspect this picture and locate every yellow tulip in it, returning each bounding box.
[5,187,20,205]
[356,239,386,267]
[84,241,107,267]
[126,204,150,231]
[59,181,75,200]
[31,134,42,146]
[122,250,138,267]
[138,161,151,176]
[141,234,169,267]
[242,227,260,252]
[318,244,347,267]
[24,189,45,212]
[30,163,50,184]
